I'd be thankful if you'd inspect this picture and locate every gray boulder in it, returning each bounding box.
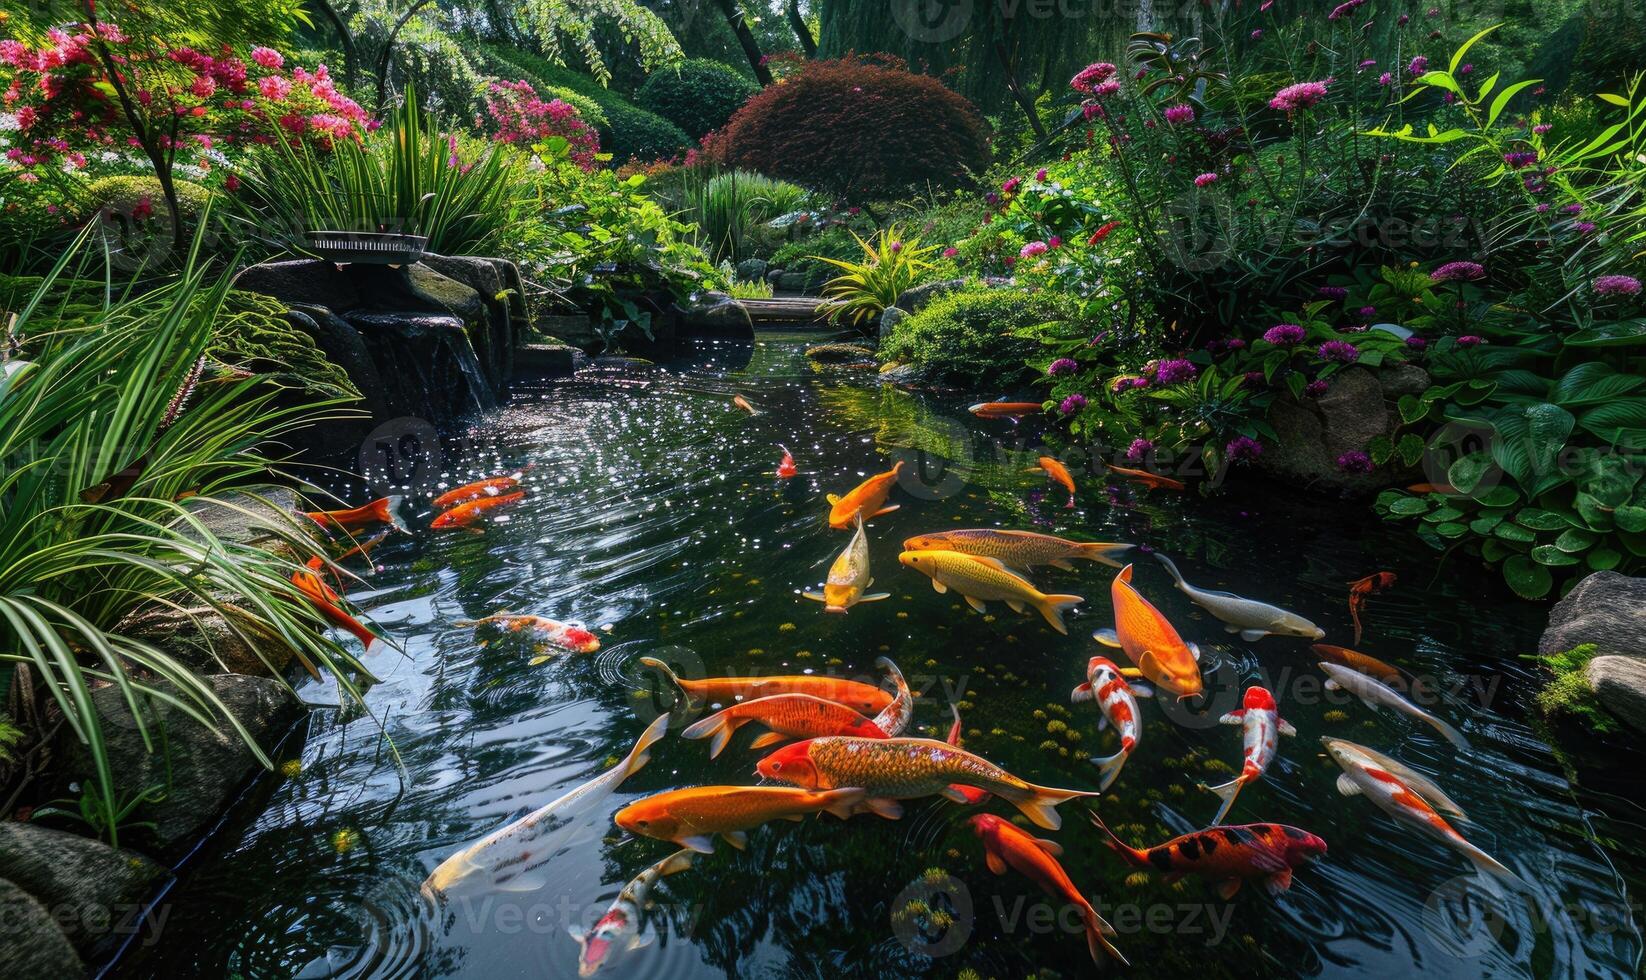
[57,674,305,854]
[1540,572,1646,658]
[878,305,908,344]
[1258,367,1415,494]
[1585,655,1646,734]
[675,292,754,339]
[0,823,167,959]
[735,258,768,283]
[0,879,84,977]
[119,604,297,677]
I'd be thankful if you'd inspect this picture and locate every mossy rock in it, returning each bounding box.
[879,284,1061,386]
[81,175,213,223]
[212,290,361,400]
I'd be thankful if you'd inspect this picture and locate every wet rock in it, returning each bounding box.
[120,604,296,677]
[346,312,496,422]
[774,271,817,293]
[514,342,587,377]
[735,258,768,282]
[805,343,875,364]
[0,879,84,978]
[232,260,362,312]
[1540,572,1646,658]
[179,488,303,547]
[675,292,754,338]
[534,311,601,352]
[57,675,305,855]
[0,823,167,959]
[415,256,521,387]
[878,306,908,344]
[1585,656,1646,734]
[1379,363,1432,397]
[1259,367,1400,494]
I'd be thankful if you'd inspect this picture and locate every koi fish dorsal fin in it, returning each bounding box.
[966,555,1011,571]
[826,494,842,505]
[1033,837,1064,858]
[1117,564,1135,584]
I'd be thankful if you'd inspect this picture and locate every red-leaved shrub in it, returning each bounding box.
[710,55,990,200]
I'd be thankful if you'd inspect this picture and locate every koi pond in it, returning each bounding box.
[117,335,1643,978]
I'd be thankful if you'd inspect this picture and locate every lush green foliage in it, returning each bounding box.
[711,54,991,201]
[881,286,1065,386]
[1528,644,1618,733]
[816,225,940,328]
[667,168,809,264]
[637,58,760,141]
[0,234,372,845]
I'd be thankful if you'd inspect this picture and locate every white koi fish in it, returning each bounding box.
[1323,737,1515,882]
[1319,662,1470,750]
[568,849,695,976]
[1071,656,1147,791]
[1155,554,1324,641]
[870,656,914,737]
[422,713,669,897]
[1203,686,1294,825]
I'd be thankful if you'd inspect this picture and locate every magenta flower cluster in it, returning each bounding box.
[1126,438,1155,462]
[1263,323,1306,346]
[1593,275,1642,297]
[1317,340,1360,363]
[1070,62,1118,93]
[1430,261,1486,283]
[1164,104,1196,125]
[1152,359,1198,385]
[1337,451,1374,475]
[1225,436,1263,463]
[1269,80,1330,114]
[1048,357,1080,376]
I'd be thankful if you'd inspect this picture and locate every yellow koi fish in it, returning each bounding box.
[804,515,890,613]
[826,461,903,529]
[898,549,1082,634]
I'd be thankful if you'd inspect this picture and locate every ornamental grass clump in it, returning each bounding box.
[816,225,940,329]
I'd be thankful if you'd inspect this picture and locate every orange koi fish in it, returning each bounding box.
[336,529,393,565]
[639,658,893,716]
[968,400,1045,421]
[1089,813,1328,899]
[431,490,525,530]
[1029,455,1077,508]
[456,613,601,654]
[757,736,1100,830]
[291,557,376,647]
[970,814,1128,966]
[432,467,534,510]
[732,394,760,415]
[776,445,797,479]
[1105,463,1186,492]
[681,694,886,758]
[1093,564,1203,699]
[826,460,903,529]
[614,785,899,853]
[304,495,407,534]
[1406,483,1456,495]
[1347,571,1396,643]
[1309,643,1405,687]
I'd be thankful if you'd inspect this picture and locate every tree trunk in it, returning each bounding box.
[310,0,360,89]
[374,0,440,111]
[786,0,816,57]
[714,0,775,85]
[993,39,1047,140]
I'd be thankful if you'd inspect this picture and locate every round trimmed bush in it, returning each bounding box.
[880,286,1063,385]
[637,58,759,141]
[712,55,991,200]
[83,175,213,223]
[602,100,690,164]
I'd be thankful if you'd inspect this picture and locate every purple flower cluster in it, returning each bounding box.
[1020,241,1049,258]
[1059,393,1088,415]
[1263,323,1306,346]
[1126,438,1155,462]
[1164,104,1196,125]
[1070,62,1118,93]
[1048,357,1080,376]
[1194,172,1219,187]
[1305,379,1330,397]
[1269,80,1330,113]
[1329,0,1366,19]
[1318,285,1349,300]
[1455,335,1484,347]
[1225,436,1264,463]
[1317,340,1360,363]
[1337,451,1374,475]
[1430,260,1485,283]
[1408,56,1429,75]
[1405,336,1428,351]
[1503,151,1538,169]
[1153,359,1198,385]
[1594,275,1642,297]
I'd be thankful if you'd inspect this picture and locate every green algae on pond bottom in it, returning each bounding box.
[113,336,1644,979]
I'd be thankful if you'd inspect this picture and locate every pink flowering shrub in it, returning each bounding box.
[481,79,600,171]
[0,26,371,192]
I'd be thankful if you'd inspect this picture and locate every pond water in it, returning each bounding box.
[117,335,1644,979]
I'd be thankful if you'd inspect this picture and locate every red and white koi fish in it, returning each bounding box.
[1072,656,1147,792]
[1090,813,1327,899]
[568,849,695,976]
[304,495,407,534]
[968,400,1045,421]
[456,613,601,657]
[1203,686,1294,825]
[776,445,797,479]
[1323,737,1516,882]
[969,813,1128,966]
[868,656,914,737]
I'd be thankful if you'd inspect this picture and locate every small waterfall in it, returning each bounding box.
[344,312,497,426]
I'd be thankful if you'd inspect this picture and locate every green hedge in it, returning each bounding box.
[637,58,759,140]
[880,286,1063,386]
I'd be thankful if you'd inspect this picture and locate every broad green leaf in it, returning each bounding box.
[1514,508,1568,531]
[1476,485,1521,508]
[1493,522,1536,543]
[1450,24,1500,74]
[1399,394,1429,424]
[1398,434,1427,467]
[1436,522,1469,538]
[1617,504,1646,533]
[1424,505,1465,523]
[1588,548,1623,570]
[1565,319,1646,347]
[1448,451,1494,494]
[1389,496,1433,516]
[1471,514,1505,535]
[1487,79,1542,128]
[1554,528,1598,552]
[1503,555,1553,598]
[1532,544,1581,566]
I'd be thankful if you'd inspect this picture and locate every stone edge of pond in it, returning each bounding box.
[1536,571,1646,735]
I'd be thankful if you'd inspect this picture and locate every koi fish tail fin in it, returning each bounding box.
[638,657,690,706]
[1201,776,1244,826]
[1034,594,1083,635]
[620,713,671,778]
[1464,844,1521,886]
[1085,811,1149,868]
[1427,715,1472,751]
[680,710,743,759]
[1078,541,1134,568]
[1081,903,1129,968]
[1153,552,1187,587]
[1005,783,1100,831]
[1092,749,1129,792]
[373,495,409,532]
